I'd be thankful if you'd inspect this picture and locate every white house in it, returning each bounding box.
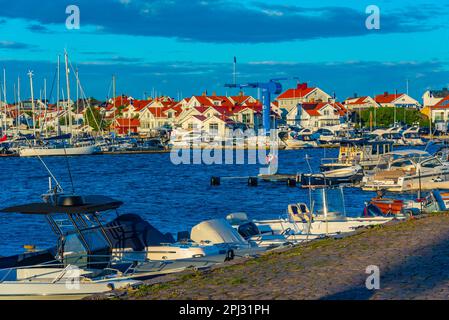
[344,96,379,111]
[287,102,346,129]
[374,92,421,108]
[277,83,333,113]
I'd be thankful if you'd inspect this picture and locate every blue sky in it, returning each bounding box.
[0,0,448,102]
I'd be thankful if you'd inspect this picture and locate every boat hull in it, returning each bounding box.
[0,279,140,300]
[19,145,99,157]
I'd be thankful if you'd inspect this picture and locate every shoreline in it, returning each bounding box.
[92,213,449,300]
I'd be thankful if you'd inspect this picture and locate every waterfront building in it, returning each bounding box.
[286,102,347,129]
[374,92,421,109]
[344,95,379,111]
[277,83,333,113]
[422,88,449,107]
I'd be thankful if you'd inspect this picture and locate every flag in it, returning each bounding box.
[0,135,6,143]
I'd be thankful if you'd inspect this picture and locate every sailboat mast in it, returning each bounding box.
[28,71,36,137]
[64,51,72,137]
[3,68,7,135]
[57,55,60,135]
[17,76,20,135]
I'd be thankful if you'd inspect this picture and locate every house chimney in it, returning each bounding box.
[354,93,358,98]
[212,91,217,96]
[297,83,308,90]
[384,92,388,96]
[239,91,244,96]
[202,91,207,97]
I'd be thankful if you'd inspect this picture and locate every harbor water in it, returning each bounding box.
[0,146,434,256]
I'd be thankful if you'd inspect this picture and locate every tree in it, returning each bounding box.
[359,107,429,128]
[84,106,108,132]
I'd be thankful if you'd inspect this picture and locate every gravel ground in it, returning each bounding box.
[102,214,449,300]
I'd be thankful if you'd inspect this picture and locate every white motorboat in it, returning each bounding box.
[300,165,363,187]
[362,152,449,192]
[0,193,235,299]
[189,219,271,256]
[0,263,141,300]
[249,188,397,237]
[402,126,427,146]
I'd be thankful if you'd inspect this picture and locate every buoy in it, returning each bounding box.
[287,178,297,187]
[248,177,258,187]
[210,176,221,186]
[23,245,36,252]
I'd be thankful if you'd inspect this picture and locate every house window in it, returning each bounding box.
[167,112,173,119]
[209,123,219,135]
[242,113,251,124]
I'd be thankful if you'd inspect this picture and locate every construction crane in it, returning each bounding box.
[225,78,292,135]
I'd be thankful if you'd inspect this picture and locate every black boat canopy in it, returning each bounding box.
[0,195,123,215]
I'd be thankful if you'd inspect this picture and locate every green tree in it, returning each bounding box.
[359,107,429,128]
[83,106,108,131]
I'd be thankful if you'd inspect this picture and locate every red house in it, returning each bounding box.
[112,118,140,135]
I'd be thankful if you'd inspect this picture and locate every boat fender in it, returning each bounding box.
[281,228,292,235]
[107,283,115,291]
[225,249,235,262]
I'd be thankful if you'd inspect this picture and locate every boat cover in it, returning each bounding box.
[105,214,175,251]
[191,219,247,245]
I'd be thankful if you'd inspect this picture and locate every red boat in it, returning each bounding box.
[370,198,404,215]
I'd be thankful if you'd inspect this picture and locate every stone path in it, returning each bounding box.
[121,214,449,300]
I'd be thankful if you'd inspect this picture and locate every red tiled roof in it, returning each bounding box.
[374,93,403,104]
[193,115,207,121]
[278,84,316,100]
[346,96,370,105]
[433,95,449,109]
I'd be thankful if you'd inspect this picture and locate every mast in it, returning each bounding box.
[28,70,36,138]
[17,76,20,135]
[64,51,72,137]
[57,55,61,135]
[3,68,7,135]
[76,68,79,119]
[44,78,48,137]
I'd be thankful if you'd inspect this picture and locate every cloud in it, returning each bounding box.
[27,23,52,33]
[0,41,34,49]
[0,0,442,43]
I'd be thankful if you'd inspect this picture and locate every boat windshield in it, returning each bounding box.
[310,187,346,219]
[420,158,443,169]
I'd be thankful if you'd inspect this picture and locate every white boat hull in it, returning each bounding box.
[0,279,140,300]
[255,217,394,236]
[19,145,99,157]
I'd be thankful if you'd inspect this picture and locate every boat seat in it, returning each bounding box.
[177,231,191,242]
[288,204,313,223]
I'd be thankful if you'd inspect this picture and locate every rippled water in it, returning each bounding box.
[0,146,434,256]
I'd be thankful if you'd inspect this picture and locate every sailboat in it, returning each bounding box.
[18,52,99,157]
